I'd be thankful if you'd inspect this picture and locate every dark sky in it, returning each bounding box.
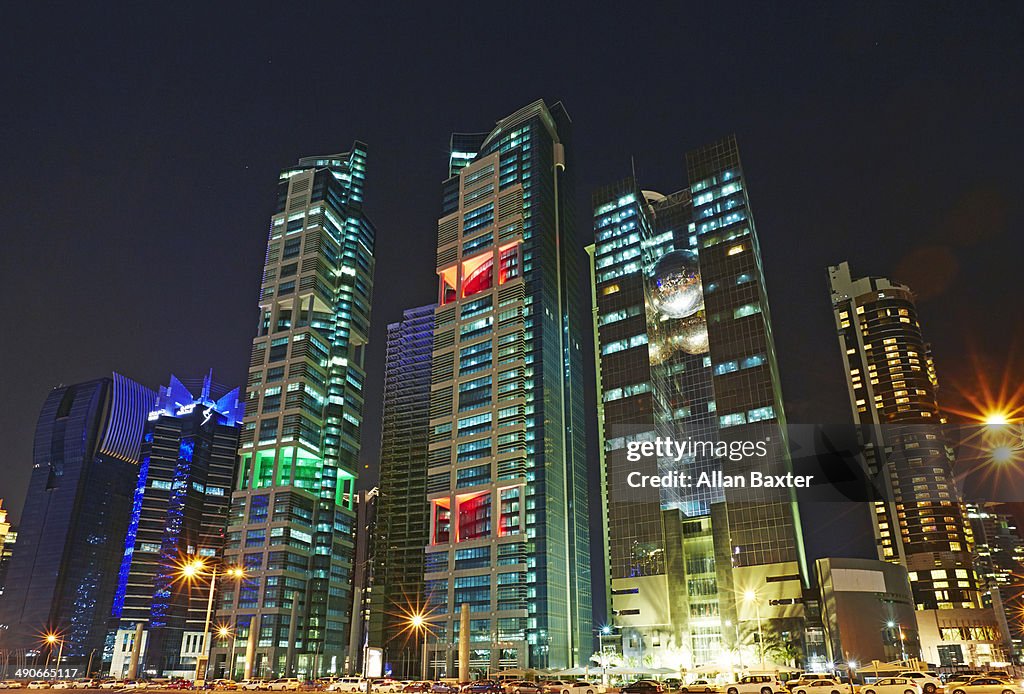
[2,2,1023,532]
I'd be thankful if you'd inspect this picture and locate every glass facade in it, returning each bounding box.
[426,100,592,672]
[592,136,809,670]
[0,375,154,666]
[211,145,375,678]
[109,373,243,677]
[370,305,435,678]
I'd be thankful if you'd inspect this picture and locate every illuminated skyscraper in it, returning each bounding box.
[108,373,243,678]
[829,262,1003,666]
[0,375,154,666]
[0,499,14,598]
[592,136,809,668]
[426,100,592,671]
[370,305,435,677]
[211,145,375,678]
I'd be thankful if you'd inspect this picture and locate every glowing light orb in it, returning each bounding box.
[651,250,704,319]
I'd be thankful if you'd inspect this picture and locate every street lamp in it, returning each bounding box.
[43,632,65,679]
[217,625,235,680]
[176,559,247,683]
[742,590,765,670]
[407,613,431,681]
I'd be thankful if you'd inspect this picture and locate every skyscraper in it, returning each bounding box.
[425,100,592,672]
[592,136,809,669]
[829,261,1003,666]
[211,145,376,678]
[0,375,154,666]
[371,305,435,677]
[0,499,15,599]
[108,373,243,678]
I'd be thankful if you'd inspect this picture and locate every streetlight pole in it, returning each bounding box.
[195,565,218,683]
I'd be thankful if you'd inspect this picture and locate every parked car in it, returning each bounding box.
[267,679,302,692]
[897,673,943,694]
[27,683,51,691]
[861,677,923,694]
[327,679,367,693]
[0,683,25,690]
[239,681,268,691]
[461,684,503,694]
[787,676,836,691]
[430,685,459,694]
[621,682,665,694]
[724,675,788,694]
[404,684,433,694]
[791,680,843,694]
[548,683,597,694]
[375,681,405,694]
[98,682,124,690]
[50,683,73,690]
[212,681,239,690]
[504,683,541,694]
[947,678,1023,694]
[167,681,195,690]
[70,680,97,690]
[681,682,720,694]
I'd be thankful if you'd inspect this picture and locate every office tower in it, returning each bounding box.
[371,305,435,677]
[0,499,15,598]
[107,373,243,678]
[347,488,379,677]
[967,503,1024,659]
[591,178,726,668]
[592,136,809,669]
[211,145,376,679]
[0,375,155,666]
[426,100,592,672]
[829,261,1003,666]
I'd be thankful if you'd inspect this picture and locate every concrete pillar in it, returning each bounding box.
[127,624,144,680]
[458,603,470,682]
[244,615,259,680]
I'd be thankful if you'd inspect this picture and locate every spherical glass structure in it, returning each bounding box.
[650,249,704,319]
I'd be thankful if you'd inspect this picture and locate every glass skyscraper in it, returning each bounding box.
[371,305,435,678]
[0,375,154,667]
[108,373,243,678]
[425,100,592,672]
[211,145,375,678]
[592,136,809,669]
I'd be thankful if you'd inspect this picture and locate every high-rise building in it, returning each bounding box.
[371,305,435,677]
[347,488,379,677]
[829,261,1003,666]
[0,375,154,666]
[211,145,376,679]
[591,136,810,669]
[0,499,16,598]
[425,100,592,672]
[108,373,243,678]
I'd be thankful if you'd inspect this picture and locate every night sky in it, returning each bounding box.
[2,2,1022,535]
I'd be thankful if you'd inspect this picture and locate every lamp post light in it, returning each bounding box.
[43,633,64,680]
[408,613,430,682]
[177,559,247,684]
[742,590,765,670]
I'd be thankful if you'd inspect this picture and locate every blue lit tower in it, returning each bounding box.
[108,373,243,678]
[211,145,375,679]
[426,100,592,671]
[370,305,435,678]
[0,375,155,667]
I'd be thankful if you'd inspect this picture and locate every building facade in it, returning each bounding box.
[829,261,1003,666]
[425,100,592,673]
[592,136,810,671]
[211,145,376,679]
[108,373,243,678]
[371,305,435,677]
[0,499,15,599]
[0,375,154,667]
